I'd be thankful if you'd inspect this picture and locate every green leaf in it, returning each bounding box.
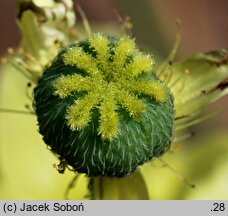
[163,49,228,125]
[92,171,149,200]
[0,64,88,199]
[141,130,228,199]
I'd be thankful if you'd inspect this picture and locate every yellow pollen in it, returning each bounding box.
[54,34,167,139]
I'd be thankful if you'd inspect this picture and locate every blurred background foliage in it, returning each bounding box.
[0,0,227,199]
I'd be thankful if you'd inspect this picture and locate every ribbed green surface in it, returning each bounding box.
[34,38,174,177]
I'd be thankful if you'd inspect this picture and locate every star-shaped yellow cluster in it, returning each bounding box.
[54,34,166,140]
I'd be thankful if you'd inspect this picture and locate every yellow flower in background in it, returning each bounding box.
[0,0,228,200]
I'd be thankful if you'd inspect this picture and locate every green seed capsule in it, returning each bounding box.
[34,33,174,177]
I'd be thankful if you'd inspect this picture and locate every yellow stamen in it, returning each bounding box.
[63,47,100,77]
[123,53,154,78]
[126,80,167,101]
[54,74,90,98]
[117,90,146,120]
[89,34,110,73]
[98,99,119,140]
[66,92,100,130]
[112,37,136,71]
